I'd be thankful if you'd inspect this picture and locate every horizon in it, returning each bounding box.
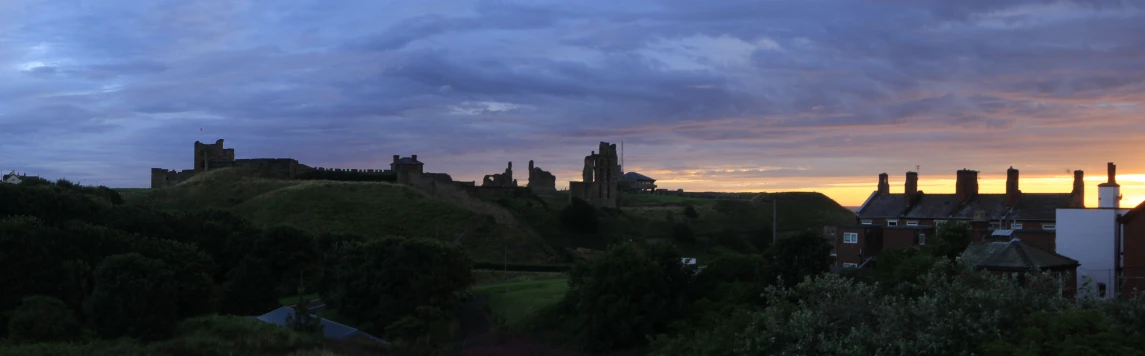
[2,0,1144,209]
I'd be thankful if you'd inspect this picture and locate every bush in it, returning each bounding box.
[84,253,180,341]
[324,237,473,337]
[683,204,699,219]
[671,222,695,243]
[7,296,82,343]
[765,231,834,287]
[219,257,279,316]
[560,198,599,234]
[554,243,693,352]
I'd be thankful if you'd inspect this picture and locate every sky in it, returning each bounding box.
[1,0,1143,208]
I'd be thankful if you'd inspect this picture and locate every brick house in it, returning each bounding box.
[1119,201,1145,297]
[833,167,1081,268]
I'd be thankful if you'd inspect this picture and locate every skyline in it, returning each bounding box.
[2,0,1144,208]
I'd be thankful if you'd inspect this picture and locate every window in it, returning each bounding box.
[906,221,919,226]
[1043,224,1056,230]
[1099,283,1108,298]
[843,263,858,269]
[1012,223,1023,229]
[843,232,859,244]
[861,219,873,225]
[887,220,899,227]
[919,233,927,246]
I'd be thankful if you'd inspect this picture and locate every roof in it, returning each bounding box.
[960,238,1079,271]
[254,307,388,344]
[1122,200,1145,222]
[856,192,909,218]
[392,157,423,165]
[623,172,656,182]
[858,192,1072,221]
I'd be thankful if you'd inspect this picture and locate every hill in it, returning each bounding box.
[128,168,555,262]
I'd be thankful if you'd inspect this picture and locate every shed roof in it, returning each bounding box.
[960,238,1078,270]
[254,307,387,344]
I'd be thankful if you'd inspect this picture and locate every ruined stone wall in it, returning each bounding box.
[298,167,397,182]
[527,160,557,194]
[482,162,517,187]
[568,142,619,208]
[194,139,234,173]
[150,168,197,188]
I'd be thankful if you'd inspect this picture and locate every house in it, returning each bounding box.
[960,238,1080,298]
[1055,162,1134,299]
[251,306,388,345]
[1120,200,1145,298]
[2,171,38,184]
[621,172,658,193]
[832,167,1078,268]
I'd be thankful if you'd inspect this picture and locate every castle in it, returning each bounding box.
[150,139,428,188]
[569,142,621,208]
[150,139,561,197]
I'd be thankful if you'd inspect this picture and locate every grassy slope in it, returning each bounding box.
[472,277,569,326]
[129,168,552,262]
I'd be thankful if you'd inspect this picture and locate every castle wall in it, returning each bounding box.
[298,167,397,182]
[150,168,196,188]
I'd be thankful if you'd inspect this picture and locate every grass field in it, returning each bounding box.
[128,168,555,262]
[620,193,722,207]
[472,277,569,326]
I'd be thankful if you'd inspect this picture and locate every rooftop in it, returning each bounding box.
[960,238,1079,271]
[623,172,656,182]
[858,192,1072,221]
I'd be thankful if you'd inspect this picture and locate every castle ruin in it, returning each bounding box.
[526,160,557,194]
[482,162,518,187]
[568,142,620,208]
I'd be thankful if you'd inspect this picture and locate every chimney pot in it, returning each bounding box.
[1006,167,1021,207]
[878,173,890,195]
[412,155,418,162]
[905,171,919,207]
[1108,162,1117,184]
[393,155,399,164]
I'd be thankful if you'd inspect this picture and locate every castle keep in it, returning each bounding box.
[527,160,556,193]
[569,142,620,208]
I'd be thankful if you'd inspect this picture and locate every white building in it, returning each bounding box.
[1055,162,1127,300]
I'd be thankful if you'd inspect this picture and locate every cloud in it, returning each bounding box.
[0,0,1143,207]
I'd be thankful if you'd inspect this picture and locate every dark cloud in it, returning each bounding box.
[0,0,1143,206]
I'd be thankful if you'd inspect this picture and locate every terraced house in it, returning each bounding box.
[833,167,1084,269]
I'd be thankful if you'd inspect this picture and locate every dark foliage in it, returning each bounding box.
[323,237,474,337]
[559,198,599,234]
[683,204,699,219]
[671,222,696,243]
[7,296,82,343]
[765,231,835,287]
[219,257,279,316]
[84,253,179,341]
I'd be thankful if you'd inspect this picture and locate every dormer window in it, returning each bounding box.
[887,220,899,227]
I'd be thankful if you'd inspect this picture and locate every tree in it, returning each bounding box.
[671,222,696,243]
[325,237,473,336]
[7,296,82,343]
[219,257,279,316]
[555,243,693,352]
[765,231,834,287]
[284,294,323,336]
[925,221,973,260]
[560,198,599,234]
[253,225,320,296]
[84,253,179,341]
[683,204,699,219]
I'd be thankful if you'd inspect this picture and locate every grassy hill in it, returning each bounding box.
[128,168,554,262]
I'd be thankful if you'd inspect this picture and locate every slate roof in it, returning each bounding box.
[1121,200,1145,222]
[393,157,423,165]
[623,172,656,182]
[856,192,909,218]
[858,192,1072,221]
[960,238,1079,271]
[254,306,388,345]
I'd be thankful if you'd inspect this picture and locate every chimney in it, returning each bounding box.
[956,169,979,202]
[905,171,919,207]
[878,173,890,195]
[1072,170,1085,208]
[393,155,399,164]
[411,155,418,162]
[1099,162,1122,209]
[1006,166,1021,207]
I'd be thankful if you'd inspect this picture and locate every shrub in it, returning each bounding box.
[84,253,179,341]
[560,198,599,234]
[7,296,82,343]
